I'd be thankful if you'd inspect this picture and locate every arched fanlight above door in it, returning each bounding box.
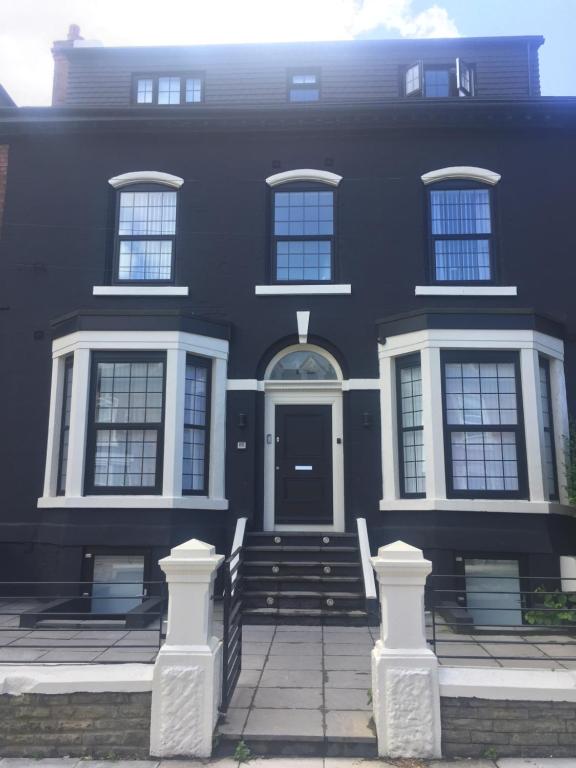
[266,345,341,381]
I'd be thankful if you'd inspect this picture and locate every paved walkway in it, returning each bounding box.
[221,624,376,747]
[218,621,576,747]
[0,755,573,766]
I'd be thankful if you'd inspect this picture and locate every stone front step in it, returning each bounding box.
[242,530,371,625]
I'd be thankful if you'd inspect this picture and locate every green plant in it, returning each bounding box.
[524,585,576,626]
[565,419,576,505]
[233,739,252,764]
[482,746,499,760]
[367,687,373,705]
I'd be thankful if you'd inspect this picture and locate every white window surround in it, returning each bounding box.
[38,330,228,510]
[93,286,189,297]
[421,166,501,186]
[378,327,572,516]
[108,171,184,190]
[265,169,342,187]
[255,284,351,296]
[415,286,517,297]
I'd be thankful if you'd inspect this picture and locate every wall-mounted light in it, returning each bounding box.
[362,412,372,428]
[238,413,247,429]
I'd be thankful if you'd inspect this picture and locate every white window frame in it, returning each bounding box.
[38,330,228,510]
[379,327,570,515]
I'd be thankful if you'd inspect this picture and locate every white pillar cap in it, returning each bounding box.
[159,539,224,581]
[371,540,432,582]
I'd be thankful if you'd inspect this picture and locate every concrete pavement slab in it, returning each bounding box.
[325,710,375,742]
[258,669,323,688]
[243,707,323,739]
[253,686,322,709]
[325,687,371,711]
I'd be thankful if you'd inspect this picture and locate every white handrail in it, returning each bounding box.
[356,517,377,600]
[230,517,248,586]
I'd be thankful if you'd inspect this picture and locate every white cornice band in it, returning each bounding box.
[266,169,343,187]
[421,166,501,186]
[108,171,185,189]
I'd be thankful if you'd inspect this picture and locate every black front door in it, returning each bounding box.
[274,404,333,525]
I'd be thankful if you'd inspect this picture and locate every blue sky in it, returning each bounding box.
[420,0,576,95]
[1,0,575,105]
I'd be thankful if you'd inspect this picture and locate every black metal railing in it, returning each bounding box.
[0,580,167,664]
[428,574,576,665]
[220,545,244,713]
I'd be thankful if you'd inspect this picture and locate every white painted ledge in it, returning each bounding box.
[379,498,575,516]
[0,664,153,695]
[255,284,351,296]
[37,496,229,510]
[226,378,380,391]
[440,666,576,702]
[93,286,189,296]
[415,285,517,297]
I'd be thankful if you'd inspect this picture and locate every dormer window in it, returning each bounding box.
[288,71,320,102]
[404,59,475,98]
[133,74,204,105]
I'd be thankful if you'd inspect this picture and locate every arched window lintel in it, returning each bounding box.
[108,171,184,189]
[421,166,501,186]
[266,169,343,188]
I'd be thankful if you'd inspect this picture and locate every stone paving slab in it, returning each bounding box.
[253,686,323,709]
[243,707,324,739]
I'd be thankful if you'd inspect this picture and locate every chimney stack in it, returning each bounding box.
[51,25,83,106]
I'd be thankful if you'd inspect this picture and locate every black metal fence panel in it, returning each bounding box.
[0,580,166,664]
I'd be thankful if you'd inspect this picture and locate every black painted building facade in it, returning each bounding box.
[0,31,575,617]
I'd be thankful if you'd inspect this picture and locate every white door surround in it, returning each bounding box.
[263,383,345,532]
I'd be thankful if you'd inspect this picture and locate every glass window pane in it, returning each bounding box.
[158,76,181,104]
[136,78,153,104]
[91,555,145,614]
[57,357,74,494]
[275,241,331,282]
[185,78,202,103]
[450,431,518,492]
[445,359,517,426]
[289,88,320,102]
[405,64,421,95]
[95,360,164,425]
[118,240,173,281]
[93,428,158,488]
[119,190,177,237]
[539,361,557,499]
[269,350,337,380]
[424,68,450,97]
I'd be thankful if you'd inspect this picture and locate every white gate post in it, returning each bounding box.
[150,538,224,758]
[371,540,441,758]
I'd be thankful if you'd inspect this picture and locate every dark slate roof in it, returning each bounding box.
[55,35,545,106]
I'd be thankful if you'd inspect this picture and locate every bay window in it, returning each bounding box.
[39,325,228,510]
[378,317,567,512]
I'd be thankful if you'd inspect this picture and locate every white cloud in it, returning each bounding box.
[0,0,459,105]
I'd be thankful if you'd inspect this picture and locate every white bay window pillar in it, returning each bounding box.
[380,355,400,501]
[162,348,186,498]
[42,356,66,497]
[520,348,546,502]
[421,346,445,500]
[550,357,569,505]
[209,356,227,500]
[65,347,91,498]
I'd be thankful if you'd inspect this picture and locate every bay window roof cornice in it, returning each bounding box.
[376,308,565,343]
[50,309,231,341]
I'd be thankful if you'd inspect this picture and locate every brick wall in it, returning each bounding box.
[0,145,8,227]
[442,697,576,759]
[0,691,151,759]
